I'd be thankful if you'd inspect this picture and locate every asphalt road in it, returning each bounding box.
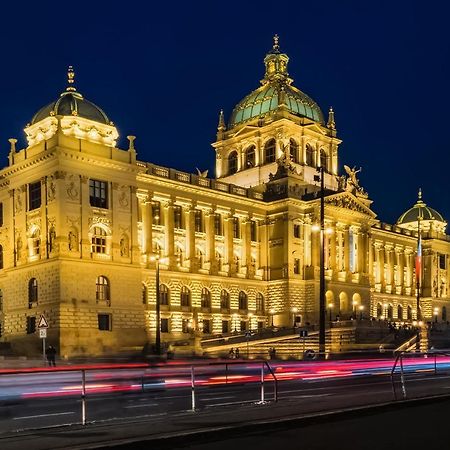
[1,363,450,434]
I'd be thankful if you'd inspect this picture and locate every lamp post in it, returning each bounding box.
[291,307,298,328]
[328,303,334,322]
[359,305,364,321]
[314,166,326,357]
[150,254,161,355]
[269,308,275,327]
[352,300,357,320]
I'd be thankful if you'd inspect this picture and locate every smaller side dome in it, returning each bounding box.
[30,66,112,126]
[397,189,446,233]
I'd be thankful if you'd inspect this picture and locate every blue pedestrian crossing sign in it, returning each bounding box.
[38,315,49,329]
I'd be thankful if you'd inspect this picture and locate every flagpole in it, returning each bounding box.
[415,189,423,351]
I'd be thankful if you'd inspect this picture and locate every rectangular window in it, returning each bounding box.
[174,206,183,229]
[160,318,169,333]
[240,320,247,332]
[98,313,112,331]
[214,213,223,236]
[0,202,3,227]
[233,217,240,239]
[89,179,108,209]
[221,320,229,334]
[202,319,211,334]
[152,201,161,225]
[29,181,42,211]
[257,321,264,330]
[293,224,301,238]
[294,258,300,274]
[194,209,203,232]
[439,254,447,270]
[26,316,36,334]
[250,220,257,241]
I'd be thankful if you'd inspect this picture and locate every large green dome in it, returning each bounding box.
[229,83,323,128]
[228,36,324,128]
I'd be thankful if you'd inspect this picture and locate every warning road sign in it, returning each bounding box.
[38,315,49,329]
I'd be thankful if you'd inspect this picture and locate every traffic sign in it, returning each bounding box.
[39,328,47,339]
[38,315,49,328]
[299,329,308,338]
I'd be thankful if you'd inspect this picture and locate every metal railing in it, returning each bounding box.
[390,351,450,401]
[0,360,278,426]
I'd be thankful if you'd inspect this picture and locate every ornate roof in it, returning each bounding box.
[30,67,111,126]
[228,36,324,128]
[397,189,445,225]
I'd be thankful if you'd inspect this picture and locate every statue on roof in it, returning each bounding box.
[339,165,368,198]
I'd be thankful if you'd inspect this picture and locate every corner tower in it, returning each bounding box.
[213,36,341,191]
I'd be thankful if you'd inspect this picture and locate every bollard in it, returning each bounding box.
[260,362,265,404]
[191,366,196,412]
[81,369,87,425]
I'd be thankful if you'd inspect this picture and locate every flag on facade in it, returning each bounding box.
[415,234,422,284]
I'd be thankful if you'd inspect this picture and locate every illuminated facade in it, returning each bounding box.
[0,40,449,357]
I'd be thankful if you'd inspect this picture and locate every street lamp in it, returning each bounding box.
[291,307,298,328]
[434,307,439,323]
[313,165,326,357]
[359,305,365,321]
[150,253,161,355]
[269,308,275,327]
[328,302,334,322]
[352,300,358,320]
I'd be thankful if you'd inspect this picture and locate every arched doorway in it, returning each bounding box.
[326,291,335,321]
[376,303,383,318]
[352,293,362,319]
[339,292,349,319]
[397,304,403,320]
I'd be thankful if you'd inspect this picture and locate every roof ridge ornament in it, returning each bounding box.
[66,66,76,92]
[272,34,280,53]
[327,106,336,130]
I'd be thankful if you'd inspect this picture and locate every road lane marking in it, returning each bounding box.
[13,411,75,420]
[201,396,235,401]
[124,403,159,408]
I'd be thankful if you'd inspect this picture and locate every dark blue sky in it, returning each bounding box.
[1,1,449,225]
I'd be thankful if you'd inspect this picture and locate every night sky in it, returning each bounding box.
[1,1,449,225]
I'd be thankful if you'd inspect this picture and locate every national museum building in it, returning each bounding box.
[0,37,449,356]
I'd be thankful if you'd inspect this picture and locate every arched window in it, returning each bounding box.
[442,306,447,321]
[239,291,248,310]
[96,276,110,305]
[91,227,107,254]
[256,293,264,312]
[387,304,393,320]
[160,284,169,305]
[407,305,413,320]
[397,304,403,320]
[28,278,38,308]
[289,139,299,163]
[220,290,230,309]
[0,244,3,269]
[228,151,238,175]
[180,286,190,307]
[305,144,314,166]
[245,145,256,168]
[142,284,148,304]
[265,139,276,163]
[376,303,382,318]
[201,288,211,308]
[320,149,327,171]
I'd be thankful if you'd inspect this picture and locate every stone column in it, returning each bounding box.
[205,210,215,270]
[223,213,234,273]
[185,207,196,265]
[344,227,350,272]
[242,217,251,273]
[398,248,404,294]
[142,196,152,266]
[163,201,174,262]
[330,224,337,273]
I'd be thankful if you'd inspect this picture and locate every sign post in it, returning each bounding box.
[299,329,308,356]
[38,315,49,364]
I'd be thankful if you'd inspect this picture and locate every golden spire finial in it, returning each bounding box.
[418,188,422,201]
[273,34,280,52]
[66,66,76,92]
